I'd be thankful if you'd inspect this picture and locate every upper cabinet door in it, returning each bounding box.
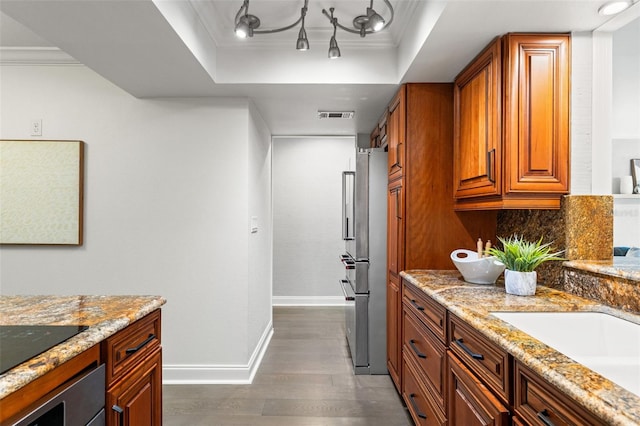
[503,33,570,194]
[453,38,502,199]
[388,86,406,180]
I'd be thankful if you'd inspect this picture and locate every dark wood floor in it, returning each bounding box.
[163,306,412,425]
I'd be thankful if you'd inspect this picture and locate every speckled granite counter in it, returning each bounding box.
[565,259,640,282]
[401,270,640,426]
[0,295,166,399]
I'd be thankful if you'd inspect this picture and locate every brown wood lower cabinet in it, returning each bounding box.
[107,348,162,426]
[447,352,510,426]
[104,310,163,426]
[514,361,605,426]
[403,354,446,426]
[387,273,402,390]
[398,280,611,426]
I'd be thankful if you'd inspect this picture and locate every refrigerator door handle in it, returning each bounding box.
[342,171,355,240]
[339,279,355,301]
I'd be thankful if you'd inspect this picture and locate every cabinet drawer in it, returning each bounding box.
[447,352,510,426]
[403,354,446,426]
[514,361,605,426]
[403,282,446,343]
[104,310,161,386]
[449,314,510,402]
[403,308,446,408]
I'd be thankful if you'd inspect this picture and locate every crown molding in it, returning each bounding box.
[0,47,80,65]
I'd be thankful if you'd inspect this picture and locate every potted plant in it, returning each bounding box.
[487,235,564,296]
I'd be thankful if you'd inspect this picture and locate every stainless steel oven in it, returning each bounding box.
[4,364,105,426]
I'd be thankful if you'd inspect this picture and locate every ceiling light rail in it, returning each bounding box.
[322,0,394,38]
[234,0,310,50]
[233,0,394,58]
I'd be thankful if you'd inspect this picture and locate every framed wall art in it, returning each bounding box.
[0,140,84,245]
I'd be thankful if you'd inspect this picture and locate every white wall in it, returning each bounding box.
[572,27,640,248]
[247,101,273,358]
[612,17,640,139]
[612,18,640,248]
[570,32,594,195]
[271,136,355,305]
[0,64,273,383]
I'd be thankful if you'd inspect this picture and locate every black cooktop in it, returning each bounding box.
[0,325,88,375]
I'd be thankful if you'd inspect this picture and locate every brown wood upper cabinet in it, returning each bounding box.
[453,33,570,210]
[387,86,406,179]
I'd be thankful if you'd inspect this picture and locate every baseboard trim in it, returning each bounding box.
[272,296,346,306]
[163,320,273,384]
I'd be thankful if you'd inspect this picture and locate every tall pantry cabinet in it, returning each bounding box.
[382,84,497,391]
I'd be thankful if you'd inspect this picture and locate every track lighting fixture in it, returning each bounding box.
[234,0,310,51]
[327,8,341,59]
[233,0,394,58]
[323,0,394,38]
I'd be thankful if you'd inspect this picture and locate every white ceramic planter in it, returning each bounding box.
[504,270,537,296]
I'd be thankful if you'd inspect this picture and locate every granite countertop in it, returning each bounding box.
[0,295,166,399]
[401,270,640,426]
[564,258,640,282]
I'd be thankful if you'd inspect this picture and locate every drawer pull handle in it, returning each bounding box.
[112,404,124,426]
[410,299,425,311]
[409,339,427,359]
[126,333,155,355]
[408,393,428,419]
[454,338,484,360]
[537,409,556,426]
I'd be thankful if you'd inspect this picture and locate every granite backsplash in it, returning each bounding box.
[497,195,639,314]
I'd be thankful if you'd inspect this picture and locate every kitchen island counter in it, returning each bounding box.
[401,269,640,425]
[0,295,166,399]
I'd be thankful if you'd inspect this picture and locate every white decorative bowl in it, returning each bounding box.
[450,249,506,285]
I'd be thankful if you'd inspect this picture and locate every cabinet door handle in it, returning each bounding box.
[487,149,496,183]
[408,393,427,419]
[395,190,401,219]
[454,338,484,360]
[126,333,155,355]
[112,404,124,426]
[537,409,556,426]
[409,339,427,359]
[410,299,425,311]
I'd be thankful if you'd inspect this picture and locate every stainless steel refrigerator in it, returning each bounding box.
[339,148,387,374]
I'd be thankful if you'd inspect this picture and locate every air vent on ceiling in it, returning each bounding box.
[317,111,354,119]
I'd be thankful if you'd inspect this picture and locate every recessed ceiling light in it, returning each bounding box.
[598,0,631,16]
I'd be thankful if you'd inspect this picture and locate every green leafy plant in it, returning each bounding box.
[487,235,564,272]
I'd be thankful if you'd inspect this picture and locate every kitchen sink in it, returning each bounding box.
[491,311,640,396]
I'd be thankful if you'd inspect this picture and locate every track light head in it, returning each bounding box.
[368,8,385,32]
[328,36,341,59]
[235,14,260,38]
[296,27,309,50]
[352,2,388,36]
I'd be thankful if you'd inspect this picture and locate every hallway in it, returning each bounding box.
[163,306,411,425]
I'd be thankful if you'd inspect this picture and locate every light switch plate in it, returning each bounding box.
[250,216,258,233]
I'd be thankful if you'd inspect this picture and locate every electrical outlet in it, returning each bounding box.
[30,119,42,136]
